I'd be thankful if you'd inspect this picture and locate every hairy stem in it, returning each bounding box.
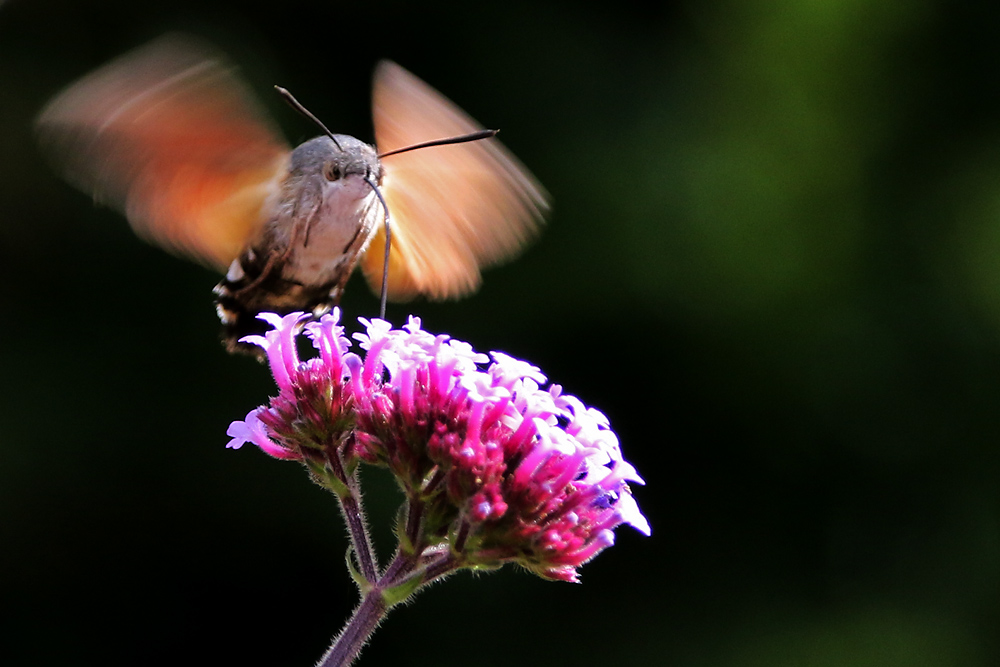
[339,488,378,583]
[326,449,378,583]
[315,589,387,667]
[405,497,423,548]
[316,552,464,666]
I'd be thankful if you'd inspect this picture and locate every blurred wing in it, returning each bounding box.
[363,60,549,301]
[36,34,291,271]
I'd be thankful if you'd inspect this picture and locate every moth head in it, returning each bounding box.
[290,135,383,186]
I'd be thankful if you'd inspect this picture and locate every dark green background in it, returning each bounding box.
[2,1,999,665]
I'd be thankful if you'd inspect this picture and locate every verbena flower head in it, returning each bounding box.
[228,309,650,582]
[226,311,358,465]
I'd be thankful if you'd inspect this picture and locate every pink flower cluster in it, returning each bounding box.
[227,309,649,582]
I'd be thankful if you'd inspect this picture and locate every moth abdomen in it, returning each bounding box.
[213,249,347,356]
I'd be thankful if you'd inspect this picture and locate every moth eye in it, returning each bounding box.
[324,163,342,181]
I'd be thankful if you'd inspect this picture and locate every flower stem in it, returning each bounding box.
[315,588,388,667]
[404,497,423,547]
[422,554,462,582]
[316,551,465,667]
[339,487,378,583]
[380,551,416,585]
[340,472,378,584]
[326,448,378,583]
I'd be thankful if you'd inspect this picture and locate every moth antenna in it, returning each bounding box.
[377,129,498,158]
[274,85,344,151]
[364,176,392,320]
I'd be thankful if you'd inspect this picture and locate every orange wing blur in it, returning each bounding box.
[364,61,549,301]
[36,35,291,272]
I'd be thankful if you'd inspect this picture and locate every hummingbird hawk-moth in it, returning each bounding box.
[36,35,548,352]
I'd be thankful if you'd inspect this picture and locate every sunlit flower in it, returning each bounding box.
[225,310,358,464]
[228,309,650,582]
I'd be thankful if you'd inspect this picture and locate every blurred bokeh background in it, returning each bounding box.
[2,1,999,665]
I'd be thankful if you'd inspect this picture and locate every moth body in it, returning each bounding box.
[215,136,385,350]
